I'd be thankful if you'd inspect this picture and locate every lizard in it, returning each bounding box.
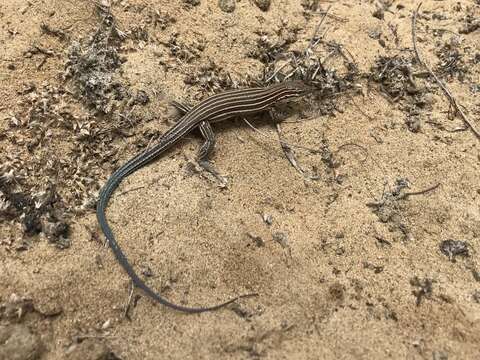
[96,81,311,313]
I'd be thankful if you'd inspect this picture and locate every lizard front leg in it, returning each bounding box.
[171,101,228,187]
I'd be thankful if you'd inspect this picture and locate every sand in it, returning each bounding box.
[1,0,479,359]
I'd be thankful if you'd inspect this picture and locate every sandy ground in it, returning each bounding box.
[1,0,479,359]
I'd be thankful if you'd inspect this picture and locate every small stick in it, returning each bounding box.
[265,59,294,83]
[40,23,67,40]
[334,142,369,163]
[276,123,316,180]
[242,118,321,154]
[243,117,320,180]
[32,44,54,56]
[267,4,333,84]
[316,10,347,23]
[307,5,332,51]
[399,183,440,200]
[348,95,375,121]
[124,281,135,320]
[73,334,119,341]
[117,185,145,197]
[412,3,480,140]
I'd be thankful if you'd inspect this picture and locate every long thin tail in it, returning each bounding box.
[96,128,256,313]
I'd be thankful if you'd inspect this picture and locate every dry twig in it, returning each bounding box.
[124,281,136,320]
[412,3,480,140]
[399,182,440,200]
[241,118,320,180]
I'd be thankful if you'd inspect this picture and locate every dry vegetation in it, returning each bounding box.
[1,1,479,359]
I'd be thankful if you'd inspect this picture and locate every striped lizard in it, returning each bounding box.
[97,81,310,313]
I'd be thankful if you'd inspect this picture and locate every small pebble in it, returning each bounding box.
[262,213,273,225]
[368,29,381,39]
[372,8,384,20]
[218,0,235,13]
[101,319,112,330]
[272,231,288,248]
[254,0,271,11]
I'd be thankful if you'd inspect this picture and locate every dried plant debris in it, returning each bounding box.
[370,55,422,100]
[301,2,347,23]
[1,4,151,249]
[413,4,480,140]
[0,171,69,247]
[184,61,238,93]
[405,113,421,133]
[244,18,359,181]
[129,25,149,42]
[0,294,35,321]
[6,82,112,203]
[247,31,298,64]
[410,276,433,306]
[439,240,469,262]
[256,33,359,117]
[10,83,76,134]
[63,2,147,115]
[40,23,68,41]
[401,92,436,133]
[319,139,340,174]
[301,0,320,14]
[1,77,147,243]
[371,54,443,133]
[434,37,468,81]
[367,179,439,241]
[64,32,124,114]
[181,13,358,118]
[95,0,126,40]
[458,14,480,35]
[262,213,273,226]
[367,178,411,221]
[164,33,205,63]
[247,232,265,247]
[363,261,384,274]
[146,9,176,30]
[272,231,289,248]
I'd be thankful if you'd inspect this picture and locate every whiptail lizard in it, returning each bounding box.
[96,81,310,313]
